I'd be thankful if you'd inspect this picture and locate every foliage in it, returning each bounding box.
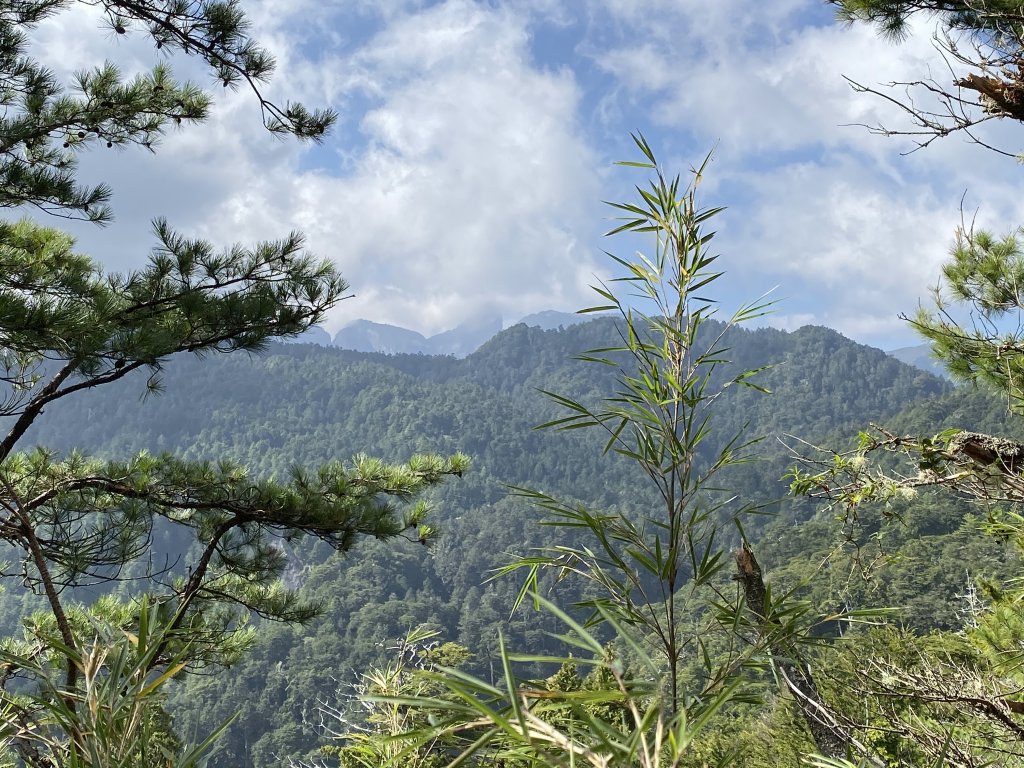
[327,136,865,768]
[910,225,1024,410]
[291,626,471,768]
[0,2,464,765]
[787,220,1024,510]
[501,135,775,711]
[784,158,1024,764]
[0,597,232,767]
[0,216,469,764]
[0,0,335,223]
[369,599,752,768]
[0,221,467,763]
[7,306,975,765]
[6,3,1017,767]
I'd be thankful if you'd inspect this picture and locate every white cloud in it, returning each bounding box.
[712,149,1024,348]
[592,2,942,160]
[190,0,605,335]
[762,313,818,333]
[708,156,948,343]
[581,0,1024,348]
[24,0,608,341]
[19,0,1024,349]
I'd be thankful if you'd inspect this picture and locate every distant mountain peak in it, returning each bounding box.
[332,314,502,357]
[332,320,428,355]
[514,310,589,330]
[281,325,332,346]
[885,342,951,379]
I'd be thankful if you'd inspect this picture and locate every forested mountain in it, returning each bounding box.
[25,317,946,486]
[13,315,1012,765]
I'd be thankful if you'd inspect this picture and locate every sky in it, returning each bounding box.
[27,0,1024,350]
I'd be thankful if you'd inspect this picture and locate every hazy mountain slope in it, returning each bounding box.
[515,309,590,329]
[331,315,503,357]
[330,319,430,354]
[887,342,951,379]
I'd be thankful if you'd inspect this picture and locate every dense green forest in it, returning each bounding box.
[14,315,1017,765]
[9,1,1024,765]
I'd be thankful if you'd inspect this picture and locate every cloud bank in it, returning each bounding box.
[24,0,1024,347]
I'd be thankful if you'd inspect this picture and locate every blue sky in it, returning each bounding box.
[32,0,1024,349]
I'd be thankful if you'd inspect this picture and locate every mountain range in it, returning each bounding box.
[294,310,591,356]
[302,312,949,375]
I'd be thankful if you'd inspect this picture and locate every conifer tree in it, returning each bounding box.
[0,3,467,765]
[1,0,335,223]
[832,0,1024,154]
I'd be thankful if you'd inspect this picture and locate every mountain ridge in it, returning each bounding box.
[300,312,949,377]
[292,310,592,357]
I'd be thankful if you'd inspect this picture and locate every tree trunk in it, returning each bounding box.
[734,544,870,763]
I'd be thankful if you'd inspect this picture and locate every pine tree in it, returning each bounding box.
[0,3,467,765]
[0,0,336,223]
[832,0,1024,153]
